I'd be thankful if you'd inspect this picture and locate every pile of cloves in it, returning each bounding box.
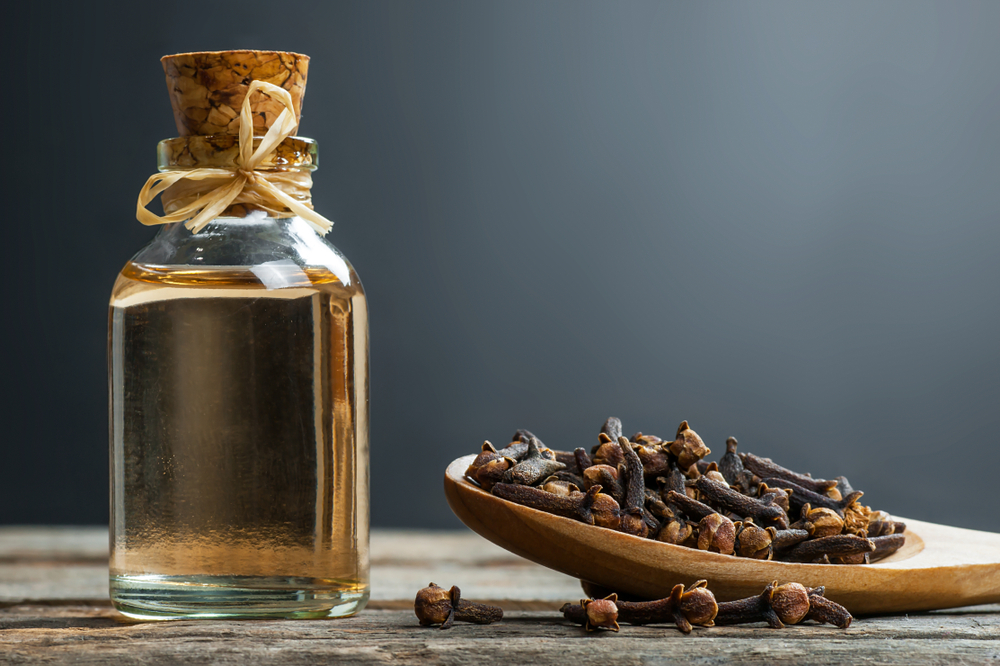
[561,579,853,632]
[466,418,906,564]
[412,579,852,635]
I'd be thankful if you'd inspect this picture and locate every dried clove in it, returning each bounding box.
[562,581,718,634]
[799,506,845,538]
[869,533,906,561]
[554,450,581,474]
[657,517,698,547]
[593,441,625,468]
[492,483,605,525]
[591,492,624,529]
[714,582,810,629]
[642,508,662,537]
[620,581,718,633]
[763,477,863,518]
[546,469,586,489]
[465,441,499,476]
[540,477,580,497]
[702,462,728,486]
[619,511,648,537]
[866,510,905,538]
[842,502,873,535]
[805,586,853,628]
[512,428,536,443]
[582,465,624,505]
[665,490,716,521]
[668,421,712,470]
[597,416,622,441]
[498,439,555,462]
[831,551,870,565]
[694,477,789,529]
[697,513,736,554]
[645,488,673,521]
[618,437,649,537]
[472,456,515,491]
[561,598,603,629]
[771,528,811,551]
[756,482,791,513]
[658,466,688,500]
[718,437,754,492]
[573,447,593,473]
[634,444,672,479]
[414,583,503,629]
[770,583,812,625]
[498,440,529,459]
[582,595,620,631]
[502,437,566,485]
[465,442,515,491]
[734,518,776,559]
[740,453,838,495]
[785,534,875,562]
[834,475,856,498]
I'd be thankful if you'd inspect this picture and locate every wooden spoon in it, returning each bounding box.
[445,454,1000,614]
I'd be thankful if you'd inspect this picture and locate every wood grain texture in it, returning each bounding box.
[0,528,107,563]
[1,606,998,665]
[1,527,999,664]
[445,454,1000,614]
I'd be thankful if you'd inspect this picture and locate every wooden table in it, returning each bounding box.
[1,528,998,664]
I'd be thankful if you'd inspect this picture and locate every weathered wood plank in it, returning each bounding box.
[2,527,999,664]
[0,606,998,665]
[0,528,581,607]
[0,564,108,607]
[0,528,107,563]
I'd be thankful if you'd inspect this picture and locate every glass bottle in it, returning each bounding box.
[109,52,369,620]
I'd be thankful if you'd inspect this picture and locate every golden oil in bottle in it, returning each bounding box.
[109,258,369,619]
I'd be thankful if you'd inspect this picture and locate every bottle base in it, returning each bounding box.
[110,574,369,620]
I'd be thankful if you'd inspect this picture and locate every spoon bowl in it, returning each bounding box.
[445,454,1000,613]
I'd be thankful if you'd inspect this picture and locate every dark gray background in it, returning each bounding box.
[3,1,998,531]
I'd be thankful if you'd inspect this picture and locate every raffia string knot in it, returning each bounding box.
[136,80,333,235]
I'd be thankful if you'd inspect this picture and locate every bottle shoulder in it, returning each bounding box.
[125,215,361,285]
[113,215,364,302]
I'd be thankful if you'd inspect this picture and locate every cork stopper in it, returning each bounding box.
[161,50,309,137]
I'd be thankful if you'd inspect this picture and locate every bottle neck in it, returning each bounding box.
[155,135,319,221]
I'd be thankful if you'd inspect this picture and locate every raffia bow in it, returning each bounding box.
[136,80,333,235]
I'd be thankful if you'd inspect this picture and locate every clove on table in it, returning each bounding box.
[561,579,853,634]
[414,583,503,629]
